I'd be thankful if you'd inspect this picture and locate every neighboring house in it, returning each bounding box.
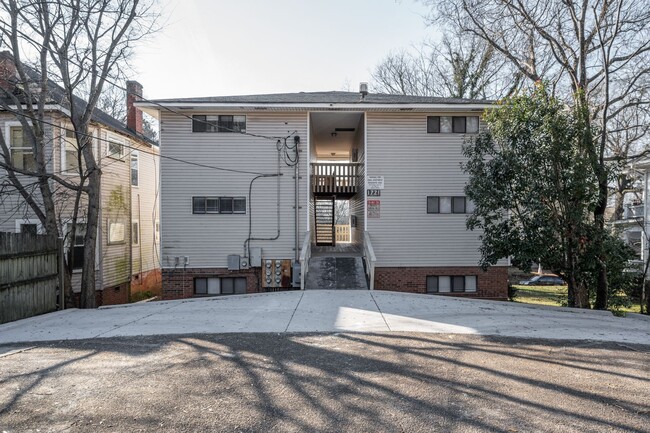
[137,85,509,300]
[612,160,650,271]
[0,51,161,305]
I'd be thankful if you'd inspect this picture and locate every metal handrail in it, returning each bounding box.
[363,231,377,290]
[299,231,311,290]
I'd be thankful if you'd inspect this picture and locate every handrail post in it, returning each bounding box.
[299,231,311,290]
[363,231,377,290]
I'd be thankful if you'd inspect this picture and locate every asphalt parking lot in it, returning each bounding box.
[1,333,648,433]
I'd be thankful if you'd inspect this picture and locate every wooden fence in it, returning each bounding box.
[0,232,61,324]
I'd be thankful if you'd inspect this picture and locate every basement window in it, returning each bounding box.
[427,275,477,293]
[194,277,247,296]
[192,115,246,133]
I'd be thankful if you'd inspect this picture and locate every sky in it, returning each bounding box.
[131,0,434,100]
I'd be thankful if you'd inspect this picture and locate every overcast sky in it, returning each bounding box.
[132,0,433,100]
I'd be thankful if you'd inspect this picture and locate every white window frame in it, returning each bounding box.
[108,219,126,245]
[65,221,87,272]
[106,133,126,160]
[14,218,43,234]
[131,150,139,186]
[132,219,140,245]
[5,121,35,172]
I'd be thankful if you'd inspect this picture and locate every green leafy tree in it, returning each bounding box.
[463,86,600,307]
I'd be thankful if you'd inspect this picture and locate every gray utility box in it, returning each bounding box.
[292,262,301,288]
[250,247,262,267]
[227,254,240,271]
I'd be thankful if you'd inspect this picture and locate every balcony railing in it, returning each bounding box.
[311,163,359,195]
[624,204,644,219]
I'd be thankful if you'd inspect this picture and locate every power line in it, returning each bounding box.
[1,106,276,176]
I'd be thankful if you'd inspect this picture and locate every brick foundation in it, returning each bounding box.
[162,268,270,300]
[374,266,508,299]
[131,268,163,297]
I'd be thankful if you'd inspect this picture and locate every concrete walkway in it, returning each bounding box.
[0,290,648,345]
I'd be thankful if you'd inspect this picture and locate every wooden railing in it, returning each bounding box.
[335,224,351,243]
[311,163,359,194]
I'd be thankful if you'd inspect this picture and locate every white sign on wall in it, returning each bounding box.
[367,176,384,190]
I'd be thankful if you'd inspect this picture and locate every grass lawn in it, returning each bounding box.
[512,285,642,314]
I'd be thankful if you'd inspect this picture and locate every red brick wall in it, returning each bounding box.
[374,266,508,299]
[162,268,264,300]
[131,268,163,297]
[70,282,130,308]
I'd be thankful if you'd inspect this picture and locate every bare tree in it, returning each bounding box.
[0,0,158,308]
[429,0,650,308]
[371,31,519,99]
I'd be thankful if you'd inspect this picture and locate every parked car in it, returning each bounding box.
[518,275,566,286]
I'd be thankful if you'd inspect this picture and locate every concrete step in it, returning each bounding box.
[304,256,368,290]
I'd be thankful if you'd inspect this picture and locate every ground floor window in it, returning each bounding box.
[426,275,477,293]
[67,223,86,270]
[194,276,247,295]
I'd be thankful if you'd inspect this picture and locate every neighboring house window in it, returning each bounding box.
[193,196,246,214]
[194,277,246,295]
[62,128,84,173]
[427,275,477,293]
[427,116,479,134]
[192,115,246,133]
[67,223,86,270]
[15,219,42,234]
[132,220,139,245]
[107,140,124,159]
[108,220,126,244]
[9,126,36,171]
[427,196,472,214]
[131,151,139,186]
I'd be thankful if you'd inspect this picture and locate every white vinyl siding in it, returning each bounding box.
[366,112,505,267]
[159,111,308,268]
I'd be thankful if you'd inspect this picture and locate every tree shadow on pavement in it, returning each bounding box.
[0,333,648,432]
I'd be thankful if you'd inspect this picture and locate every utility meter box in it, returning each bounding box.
[227,254,240,271]
[261,259,292,289]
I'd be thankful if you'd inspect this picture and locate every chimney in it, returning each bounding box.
[359,82,368,99]
[0,51,17,91]
[126,80,143,134]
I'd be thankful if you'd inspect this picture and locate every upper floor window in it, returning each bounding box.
[427,116,479,134]
[107,140,124,159]
[192,115,246,133]
[9,126,36,171]
[427,196,473,214]
[62,128,87,174]
[131,151,139,186]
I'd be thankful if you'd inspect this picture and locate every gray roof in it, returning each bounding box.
[0,51,156,147]
[151,91,491,105]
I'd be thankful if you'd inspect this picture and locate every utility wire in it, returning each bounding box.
[1,106,274,176]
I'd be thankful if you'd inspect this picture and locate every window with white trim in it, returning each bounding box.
[9,126,36,171]
[132,220,139,245]
[131,151,139,186]
[15,219,42,234]
[427,275,477,293]
[107,140,124,159]
[108,220,126,244]
[192,115,246,133]
[66,223,86,270]
[62,128,85,173]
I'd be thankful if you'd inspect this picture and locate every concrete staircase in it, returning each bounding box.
[304,256,368,290]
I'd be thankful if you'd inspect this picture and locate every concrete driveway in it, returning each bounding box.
[1,290,648,345]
